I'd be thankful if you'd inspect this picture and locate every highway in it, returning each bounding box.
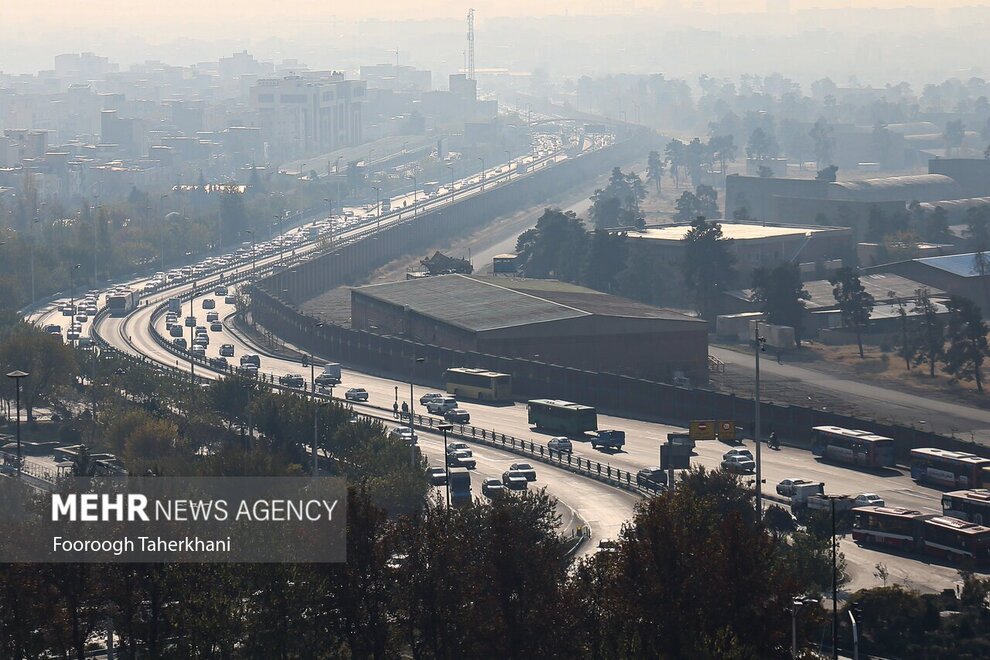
[37,136,981,593]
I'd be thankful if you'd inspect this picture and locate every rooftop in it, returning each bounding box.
[727,273,947,310]
[620,222,840,243]
[353,274,702,333]
[916,252,990,278]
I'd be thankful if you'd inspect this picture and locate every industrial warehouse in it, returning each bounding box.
[350,274,709,384]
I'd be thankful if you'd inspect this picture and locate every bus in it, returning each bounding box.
[444,368,512,402]
[527,399,598,435]
[492,253,518,274]
[449,468,471,507]
[107,288,140,316]
[942,489,990,525]
[910,448,990,489]
[921,516,990,565]
[810,426,896,468]
[852,506,928,550]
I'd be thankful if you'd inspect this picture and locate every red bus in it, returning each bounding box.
[810,426,896,468]
[852,506,927,550]
[910,448,990,489]
[921,516,990,566]
[942,489,990,526]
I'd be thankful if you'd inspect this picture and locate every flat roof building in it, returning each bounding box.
[351,274,709,384]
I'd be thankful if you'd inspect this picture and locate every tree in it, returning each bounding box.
[911,288,946,377]
[615,240,670,305]
[943,295,988,392]
[664,138,685,188]
[589,167,646,230]
[420,251,473,275]
[746,127,777,163]
[709,134,737,175]
[829,267,875,358]
[809,117,835,170]
[646,150,664,195]
[515,208,588,282]
[816,165,838,182]
[0,326,79,419]
[945,119,966,156]
[757,165,774,178]
[683,217,736,320]
[581,231,628,292]
[751,263,811,345]
[673,184,719,221]
[873,121,897,167]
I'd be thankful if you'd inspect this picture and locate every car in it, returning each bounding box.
[501,470,528,490]
[721,455,756,474]
[195,326,207,335]
[206,311,219,322]
[210,322,223,332]
[446,449,476,469]
[44,324,62,335]
[389,427,418,444]
[240,354,260,367]
[75,314,88,323]
[420,392,445,405]
[172,337,187,349]
[191,346,206,358]
[279,374,305,388]
[426,397,458,415]
[344,388,369,402]
[447,442,471,454]
[214,286,228,296]
[66,329,80,341]
[165,313,178,324]
[854,493,886,507]
[202,298,216,310]
[597,538,620,553]
[427,467,447,486]
[443,408,470,424]
[209,356,228,369]
[636,467,667,491]
[184,316,197,327]
[509,463,537,481]
[219,344,235,357]
[723,448,754,462]
[548,437,572,453]
[225,295,236,304]
[776,478,815,497]
[482,478,505,498]
[168,325,184,337]
[240,364,259,377]
[60,305,75,317]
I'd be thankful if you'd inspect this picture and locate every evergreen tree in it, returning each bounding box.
[911,288,945,377]
[646,150,664,195]
[751,262,810,345]
[829,267,875,358]
[943,295,988,392]
[683,217,736,320]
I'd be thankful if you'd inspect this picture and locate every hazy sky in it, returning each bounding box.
[6,0,990,25]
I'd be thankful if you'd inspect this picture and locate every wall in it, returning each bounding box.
[725,174,830,221]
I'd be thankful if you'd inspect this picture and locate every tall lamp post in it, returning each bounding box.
[446,165,455,200]
[243,230,256,280]
[409,356,424,466]
[30,217,39,307]
[439,422,453,506]
[406,175,417,216]
[790,597,817,659]
[159,193,168,272]
[754,321,766,519]
[274,215,285,265]
[69,264,82,346]
[477,157,485,191]
[323,198,333,245]
[825,495,842,660]
[313,400,330,477]
[6,370,28,478]
[372,186,382,232]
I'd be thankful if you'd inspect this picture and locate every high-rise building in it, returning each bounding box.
[249,74,366,161]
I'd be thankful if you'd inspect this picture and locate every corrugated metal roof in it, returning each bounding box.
[917,252,990,278]
[354,275,702,332]
[727,273,947,309]
[828,174,961,202]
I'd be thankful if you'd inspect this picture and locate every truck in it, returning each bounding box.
[449,468,471,507]
[789,482,826,506]
[315,362,342,385]
[800,493,855,514]
[587,429,625,450]
[168,298,182,314]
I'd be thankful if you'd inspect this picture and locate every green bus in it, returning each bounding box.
[527,399,598,435]
[444,368,513,402]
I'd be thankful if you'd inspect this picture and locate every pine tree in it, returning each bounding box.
[943,295,988,392]
[829,267,875,358]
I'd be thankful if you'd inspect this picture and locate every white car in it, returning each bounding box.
[723,448,754,462]
[776,478,814,497]
[854,493,886,507]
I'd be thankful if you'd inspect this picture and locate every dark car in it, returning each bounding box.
[344,388,369,402]
[444,408,470,424]
[482,478,505,498]
[636,467,667,491]
[279,374,305,389]
[501,470,528,490]
[509,462,536,481]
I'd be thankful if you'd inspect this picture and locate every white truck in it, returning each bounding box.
[801,493,855,514]
[315,362,342,385]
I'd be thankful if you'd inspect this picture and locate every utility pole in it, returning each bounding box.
[466,8,476,81]
[6,370,28,479]
[439,423,453,506]
[409,356,424,467]
[754,321,766,519]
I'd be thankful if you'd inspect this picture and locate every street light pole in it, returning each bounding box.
[70,264,81,347]
[324,198,333,245]
[477,157,485,191]
[447,165,454,200]
[159,194,168,272]
[439,423,453,507]
[409,356,424,467]
[6,370,28,479]
[407,175,417,216]
[831,495,839,660]
[754,321,766,519]
[30,217,39,307]
[372,186,381,232]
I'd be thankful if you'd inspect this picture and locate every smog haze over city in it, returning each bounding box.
[1,0,990,657]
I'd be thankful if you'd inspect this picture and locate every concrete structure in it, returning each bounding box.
[615,221,853,278]
[249,74,367,161]
[359,64,431,92]
[351,274,708,383]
